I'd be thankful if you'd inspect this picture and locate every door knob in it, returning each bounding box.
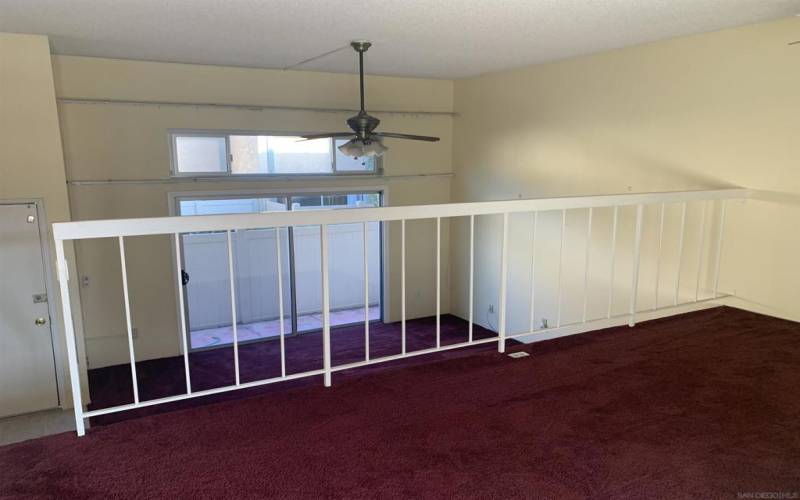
[34,317,47,326]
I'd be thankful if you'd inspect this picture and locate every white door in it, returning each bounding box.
[0,203,59,417]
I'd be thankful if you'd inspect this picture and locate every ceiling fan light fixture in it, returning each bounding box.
[337,138,363,157]
[338,138,387,158]
[362,139,388,157]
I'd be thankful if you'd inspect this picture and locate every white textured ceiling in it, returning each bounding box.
[1,0,798,79]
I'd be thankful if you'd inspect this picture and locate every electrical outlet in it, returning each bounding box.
[81,275,90,288]
[508,351,530,359]
[132,327,138,339]
[488,304,495,314]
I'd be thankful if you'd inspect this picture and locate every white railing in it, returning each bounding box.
[54,188,749,436]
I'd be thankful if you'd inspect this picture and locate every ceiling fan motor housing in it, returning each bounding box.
[347,111,381,140]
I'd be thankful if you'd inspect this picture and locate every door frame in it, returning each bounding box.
[167,185,389,354]
[0,198,65,410]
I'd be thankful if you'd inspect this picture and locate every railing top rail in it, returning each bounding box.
[53,188,749,241]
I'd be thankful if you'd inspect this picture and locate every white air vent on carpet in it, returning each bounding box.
[508,352,530,359]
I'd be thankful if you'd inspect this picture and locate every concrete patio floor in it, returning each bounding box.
[190,305,380,349]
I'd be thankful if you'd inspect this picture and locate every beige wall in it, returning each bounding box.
[52,56,455,368]
[0,33,87,407]
[451,17,800,327]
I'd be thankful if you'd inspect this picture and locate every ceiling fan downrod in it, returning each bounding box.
[346,41,380,141]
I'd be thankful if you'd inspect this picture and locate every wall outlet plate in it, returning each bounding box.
[508,351,530,359]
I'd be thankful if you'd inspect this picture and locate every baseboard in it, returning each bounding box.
[716,296,800,324]
[508,300,724,345]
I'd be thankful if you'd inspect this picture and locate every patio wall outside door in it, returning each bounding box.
[176,192,382,350]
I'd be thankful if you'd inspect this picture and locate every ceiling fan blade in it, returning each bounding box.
[373,132,440,142]
[298,132,355,141]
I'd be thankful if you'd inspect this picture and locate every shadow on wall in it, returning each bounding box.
[455,125,741,203]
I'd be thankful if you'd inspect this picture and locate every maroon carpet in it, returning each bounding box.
[2,307,799,498]
[87,314,501,425]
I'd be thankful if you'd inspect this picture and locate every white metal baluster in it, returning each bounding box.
[321,224,332,387]
[712,201,728,298]
[653,203,665,310]
[363,221,370,361]
[174,234,191,393]
[674,202,687,305]
[556,209,566,328]
[401,219,406,355]
[118,237,139,404]
[54,240,86,436]
[226,230,240,386]
[436,217,441,349]
[469,215,474,343]
[694,202,708,302]
[275,228,286,377]
[629,205,644,327]
[528,212,538,333]
[498,213,509,353]
[607,206,619,319]
[582,208,593,323]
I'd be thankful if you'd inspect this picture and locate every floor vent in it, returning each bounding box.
[508,351,530,359]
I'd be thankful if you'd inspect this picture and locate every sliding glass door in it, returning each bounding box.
[289,194,381,333]
[176,191,382,350]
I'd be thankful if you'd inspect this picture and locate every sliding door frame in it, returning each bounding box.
[168,186,387,354]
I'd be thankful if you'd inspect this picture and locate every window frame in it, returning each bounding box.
[169,129,383,178]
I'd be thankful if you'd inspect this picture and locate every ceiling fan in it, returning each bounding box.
[301,41,440,158]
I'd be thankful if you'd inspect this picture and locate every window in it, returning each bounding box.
[174,136,228,174]
[171,132,379,176]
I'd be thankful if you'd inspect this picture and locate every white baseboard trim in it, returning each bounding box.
[508,300,725,345]
[716,296,800,324]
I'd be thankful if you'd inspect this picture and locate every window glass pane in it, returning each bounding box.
[334,139,377,172]
[288,191,382,333]
[179,197,288,216]
[175,197,291,352]
[269,136,332,174]
[348,193,381,208]
[290,193,380,211]
[230,135,268,174]
[290,196,325,210]
[174,136,227,173]
[229,136,332,175]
